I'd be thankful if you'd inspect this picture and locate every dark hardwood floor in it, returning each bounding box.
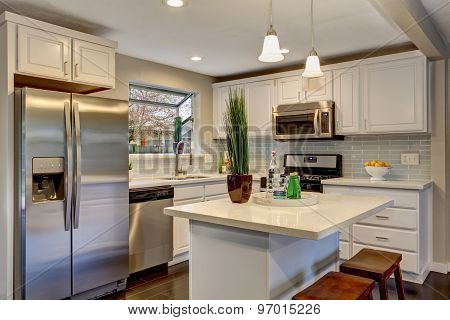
[104,262,189,300]
[103,262,449,300]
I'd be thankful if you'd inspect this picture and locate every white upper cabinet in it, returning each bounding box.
[275,71,333,105]
[212,51,428,138]
[276,76,302,105]
[302,70,333,102]
[245,80,275,135]
[212,85,244,139]
[72,39,116,87]
[333,67,360,134]
[17,25,71,80]
[12,13,117,90]
[361,57,426,133]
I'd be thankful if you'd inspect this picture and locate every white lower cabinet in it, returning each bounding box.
[339,241,350,260]
[172,179,260,263]
[173,197,203,257]
[172,181,228,262]
[353,224,418,252]
[173,185,205,258]
[353,243,418,274]
[324,184,432,283]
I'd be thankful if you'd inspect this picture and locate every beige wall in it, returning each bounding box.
[447,58,450,264]
[94,53,215,144]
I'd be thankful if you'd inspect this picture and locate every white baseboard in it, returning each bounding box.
[429,261,448,274]
[168,252,189,266]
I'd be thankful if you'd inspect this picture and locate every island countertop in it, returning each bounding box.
[164,193,394,240]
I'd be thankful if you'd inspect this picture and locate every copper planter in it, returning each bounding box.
[227,174,253,204]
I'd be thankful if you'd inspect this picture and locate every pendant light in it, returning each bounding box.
[258,0,284,63]
[302,0,323,78]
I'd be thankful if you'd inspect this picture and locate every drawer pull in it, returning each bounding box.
[375,236,389,241]
[375,215,390,220]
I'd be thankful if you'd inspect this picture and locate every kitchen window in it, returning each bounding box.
[128,83,194,154]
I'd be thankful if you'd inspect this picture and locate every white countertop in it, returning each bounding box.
[321,177,433,190]
[164,193,394,240]
[129,173,263,189]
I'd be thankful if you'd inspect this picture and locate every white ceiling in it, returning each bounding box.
[420,0,450,45]
[0,0,411,77]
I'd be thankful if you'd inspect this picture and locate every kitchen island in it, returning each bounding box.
[164,193,393,299]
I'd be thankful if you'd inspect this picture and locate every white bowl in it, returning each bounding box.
[365,166,391,181]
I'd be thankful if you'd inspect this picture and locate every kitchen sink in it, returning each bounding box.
[160,175,211,180]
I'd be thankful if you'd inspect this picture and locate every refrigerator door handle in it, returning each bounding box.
[73,102,81,229]
[64,102,73,232]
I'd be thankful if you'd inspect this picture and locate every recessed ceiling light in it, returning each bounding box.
[280,48,290,54]
[163,0,185,8]
[190,56,202,61]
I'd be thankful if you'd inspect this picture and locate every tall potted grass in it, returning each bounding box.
[224,88,252,203]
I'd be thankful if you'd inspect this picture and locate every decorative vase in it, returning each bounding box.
[227,174,252,203]
[129,170,133,181]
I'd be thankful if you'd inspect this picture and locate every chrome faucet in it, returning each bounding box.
[174,141,192,176]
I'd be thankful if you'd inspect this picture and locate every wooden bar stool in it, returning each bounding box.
[340,248,405,300]
[292,272,375,300]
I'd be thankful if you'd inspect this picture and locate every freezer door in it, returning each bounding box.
[71,94,129,295]
[15,88,72,299]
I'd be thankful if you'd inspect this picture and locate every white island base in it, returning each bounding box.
[190,220,339,300]
[165,193,393,300]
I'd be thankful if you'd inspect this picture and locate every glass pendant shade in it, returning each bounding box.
[302,50,323,78]
[258,32,284,63]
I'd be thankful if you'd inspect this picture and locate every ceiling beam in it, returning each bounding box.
[370,0,448,59]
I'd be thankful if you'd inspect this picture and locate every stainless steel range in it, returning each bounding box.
[283,154,342,193]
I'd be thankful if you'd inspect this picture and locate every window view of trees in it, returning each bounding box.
[128,84,193,154]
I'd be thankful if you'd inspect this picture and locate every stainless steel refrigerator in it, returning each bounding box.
[14,88,129,300]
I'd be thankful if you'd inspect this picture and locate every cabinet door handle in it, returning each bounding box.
[375,215,389,220]
[74,63,80,77]
[63,61,69,76]
[375,236,389,241]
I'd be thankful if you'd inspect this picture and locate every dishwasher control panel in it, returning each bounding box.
[129,186,174,204]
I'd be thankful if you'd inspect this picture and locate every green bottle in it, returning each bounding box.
[287,172,301,199]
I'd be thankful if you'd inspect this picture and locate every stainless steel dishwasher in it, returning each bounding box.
[129,186,174,274]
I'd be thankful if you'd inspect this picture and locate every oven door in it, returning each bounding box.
[272,109,319,140]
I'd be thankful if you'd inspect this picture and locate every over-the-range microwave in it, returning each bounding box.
[272,101,340,140]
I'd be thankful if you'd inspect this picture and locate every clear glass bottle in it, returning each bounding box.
[273,174,287,199]
[266,150,280,197]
